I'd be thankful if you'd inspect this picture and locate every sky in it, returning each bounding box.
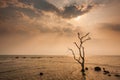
[0,0,120,55]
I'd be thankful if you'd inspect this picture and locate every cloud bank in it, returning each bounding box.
[0,0,94,37]
[0,0,95,19]
[99,23,120,32]
[1,0,120,55]
[0,0,119,37]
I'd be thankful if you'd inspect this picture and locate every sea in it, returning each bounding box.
[0,55,120,80]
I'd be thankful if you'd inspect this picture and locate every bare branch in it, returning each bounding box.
[74,42,83,60]
[77,32,81,39]
[81,33,90,40]
[74,42,80,49]
[69,48,76,60]
[69,48,82,64]
[82,37,91,43]
[77,60,82,64]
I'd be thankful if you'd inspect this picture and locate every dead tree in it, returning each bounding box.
[69,32,91,75]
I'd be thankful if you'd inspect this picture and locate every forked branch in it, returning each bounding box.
[81,33,90,40]
[83,37,91,43]
[69,48,82,64]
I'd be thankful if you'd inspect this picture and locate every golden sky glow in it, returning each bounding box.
[0,0,120,55]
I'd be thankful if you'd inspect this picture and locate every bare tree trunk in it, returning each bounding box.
[81,61,85,75]
[69,32,91,76]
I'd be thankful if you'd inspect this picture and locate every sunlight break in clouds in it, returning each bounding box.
[0,0,120,55]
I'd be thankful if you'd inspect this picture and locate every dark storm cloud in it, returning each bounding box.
[0,0,96,37]
[0,7,16,20]
[0,0,42,20]
[31,0,59,12]
[18,0,94,19]
[0,7,39,20]
[61,5,93,18]
[99,23,120,32]
[1,0,119,20]
[3,0,119,20]
[0,8,81,36]
[29,0,94,18]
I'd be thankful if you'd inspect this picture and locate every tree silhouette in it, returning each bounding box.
[69,32,91,75]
